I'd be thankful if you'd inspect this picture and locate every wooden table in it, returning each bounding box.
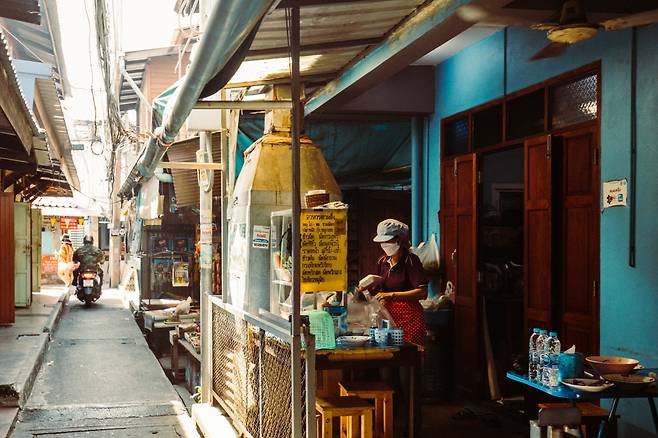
[170,331,201,391]
[314,344,422,438]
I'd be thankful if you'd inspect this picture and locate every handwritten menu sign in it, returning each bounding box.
[300,209,347,292]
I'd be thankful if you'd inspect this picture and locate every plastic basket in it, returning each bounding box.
[304,310,336,350]
[368,327,377,344]
[389,328,404,346]
[374,328,390,346]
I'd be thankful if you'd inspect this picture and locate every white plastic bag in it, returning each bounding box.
[410,233,440,274]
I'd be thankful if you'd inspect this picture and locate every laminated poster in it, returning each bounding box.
[300,209,347,293]
[252,225,270,249]
[172,261,190,287]
[602,179,627,208]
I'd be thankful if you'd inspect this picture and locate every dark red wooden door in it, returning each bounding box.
[441,154,479,397]
[524,135,552,336]
[0,192,15,325]
[557,126,600,355]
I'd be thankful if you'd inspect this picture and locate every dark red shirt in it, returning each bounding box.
[374,249,428,346]
[376,250,428,294]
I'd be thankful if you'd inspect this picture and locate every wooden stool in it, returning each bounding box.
[316,396,374,438]
[339,382,393,438]
[538,402,618,438]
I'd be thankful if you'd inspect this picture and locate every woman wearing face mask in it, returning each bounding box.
[363,219,428,346]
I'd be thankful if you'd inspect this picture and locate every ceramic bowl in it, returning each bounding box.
[602,374,655,391]
[586,356,639,376]
[336,335,370,347]
[561,378,613,393]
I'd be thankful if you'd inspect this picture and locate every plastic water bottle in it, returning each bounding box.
[536,330,548,385]
[543,332,561,387]
[528,328,541,382]
[543,332,560,387]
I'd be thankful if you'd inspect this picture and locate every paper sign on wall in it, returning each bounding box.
[603,179,627,208]
[252,225,270,249]
[300,209,347,293]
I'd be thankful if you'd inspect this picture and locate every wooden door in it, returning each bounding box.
[557,126,599,355]
[31,209,42,293]
[441,154,479,397]
[0,193,15,324]
[14,202,31,307]
[524,136,553,336]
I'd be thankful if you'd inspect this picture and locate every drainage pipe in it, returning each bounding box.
[118,0,275,198]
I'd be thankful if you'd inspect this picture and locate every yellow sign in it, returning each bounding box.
[300,209,347,292]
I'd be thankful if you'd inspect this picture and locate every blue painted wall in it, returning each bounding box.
[421,24,658,437]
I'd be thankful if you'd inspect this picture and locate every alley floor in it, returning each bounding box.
[10,289,198,438]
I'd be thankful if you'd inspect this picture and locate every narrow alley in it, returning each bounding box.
[11,290,197,437]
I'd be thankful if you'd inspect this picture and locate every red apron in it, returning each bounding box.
[384,300,426,346]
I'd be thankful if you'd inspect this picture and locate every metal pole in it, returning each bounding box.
[109,149,122,288]
[410,116,423,246]
[221,96,230,305]
[199,131,214,404]
[289,5,303,438]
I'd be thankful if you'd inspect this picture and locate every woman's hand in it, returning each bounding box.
[375,292,395,302]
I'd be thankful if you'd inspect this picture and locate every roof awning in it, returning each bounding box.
[223,0,426,88]
[33,77,80,191]
[0,30,39,154]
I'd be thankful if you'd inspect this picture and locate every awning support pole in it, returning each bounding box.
[290,5,303,438]
[199,130,214,404]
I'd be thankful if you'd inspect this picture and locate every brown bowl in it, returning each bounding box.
[586,356,639,376]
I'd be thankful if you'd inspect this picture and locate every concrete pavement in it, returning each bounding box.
[0,286,69,437]
[10,289,198,437]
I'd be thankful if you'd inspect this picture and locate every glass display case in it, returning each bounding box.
[270,205,349,320]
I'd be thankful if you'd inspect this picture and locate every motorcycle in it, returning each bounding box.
[75,270,102,305]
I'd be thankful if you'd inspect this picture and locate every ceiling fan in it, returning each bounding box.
[458,0,658,60]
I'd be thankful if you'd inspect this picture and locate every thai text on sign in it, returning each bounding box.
[300,209,347,292]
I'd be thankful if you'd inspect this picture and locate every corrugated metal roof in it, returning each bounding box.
[0,0,68,95]
[0,30,41,140]
[0,0,39,25]
[165,132,222,207]
[34,77,80,190]
[226,0,426,87]
[120,46,185,112]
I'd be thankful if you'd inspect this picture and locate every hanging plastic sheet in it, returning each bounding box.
[236,114,411,186]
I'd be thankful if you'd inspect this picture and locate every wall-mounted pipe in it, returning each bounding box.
[118,0,275,198]
[411,116,423,245]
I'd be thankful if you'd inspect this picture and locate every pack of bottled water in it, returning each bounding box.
[529,328,561,387]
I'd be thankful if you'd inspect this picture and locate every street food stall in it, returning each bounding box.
[208,104,426,437]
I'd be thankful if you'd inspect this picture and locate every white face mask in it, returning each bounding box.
[381,242,400,256]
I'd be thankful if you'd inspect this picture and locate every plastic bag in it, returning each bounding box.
[347,290,397,331]
[410,233,440,274]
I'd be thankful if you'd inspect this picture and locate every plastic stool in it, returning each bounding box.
[530,406,582,438]
[316,396,374,438]
[538,402,618,438]
[339,381,393,438]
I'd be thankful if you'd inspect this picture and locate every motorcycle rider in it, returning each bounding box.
[72,235,105,286]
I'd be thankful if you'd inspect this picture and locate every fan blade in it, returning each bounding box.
[600,9,658,30]
[456,4,539,27]
[530,42,568,60]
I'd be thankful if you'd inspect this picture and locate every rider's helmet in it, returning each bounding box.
[83,235,94,245]
[61,234,71,243]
